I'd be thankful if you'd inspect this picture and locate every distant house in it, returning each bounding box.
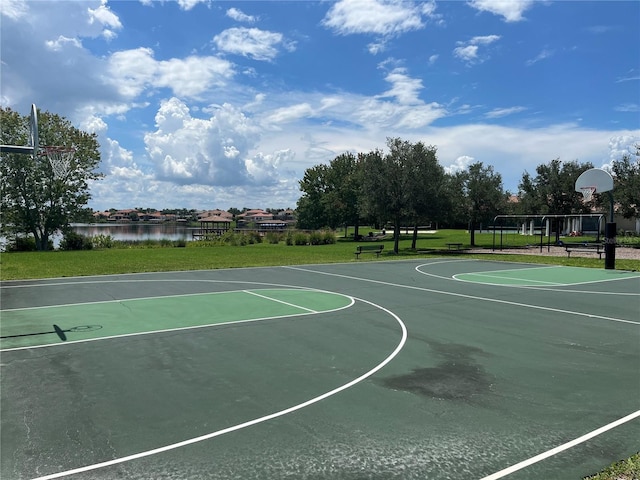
[275,209,296,222]
[107,209,137,222]
[198,209,233,221]
[193,214,232,239]
[236,209,273,228]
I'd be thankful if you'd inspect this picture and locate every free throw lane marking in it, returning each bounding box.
[0,288,352,351]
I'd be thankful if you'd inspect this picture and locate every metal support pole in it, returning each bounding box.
[604,191,616,270]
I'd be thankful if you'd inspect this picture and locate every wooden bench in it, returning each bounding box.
[355,244,384,259]
[564,243,605,259]
[446,243,463,251]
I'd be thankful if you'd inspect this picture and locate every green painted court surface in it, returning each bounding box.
[455,265,640,286]
[1,261,638,480]
[0,289,352,350]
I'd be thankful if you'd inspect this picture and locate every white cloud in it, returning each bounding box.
[108,48,234,99]
[484,106,527,119]
[45,35,83,51]
[87,0,122,39]
[454,35,500,64]
[176,0,208,11]
[213,27,294,61]
[377,68,423,105]
[226,7,256,23]
[322,0,437,38]
[453,45,479,62]
[266,103,314,124]
[1,0,29,20]
[145,97,284,187]
[526,48,554,66]
[608,135,640,163]
[467,0,535,22]
[445,155,475,174]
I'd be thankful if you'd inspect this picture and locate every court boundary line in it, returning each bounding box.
[284,266,640,326]
[28,296,408,480]
[479,409,640,480]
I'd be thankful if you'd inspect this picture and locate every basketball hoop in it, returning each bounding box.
[43,146,75,180]
[579,186,596,202]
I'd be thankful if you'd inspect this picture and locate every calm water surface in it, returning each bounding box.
[70,223,196,242]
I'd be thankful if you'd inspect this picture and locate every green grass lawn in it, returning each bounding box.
[1,229,638,280]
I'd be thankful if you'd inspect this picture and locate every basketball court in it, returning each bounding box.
[2,259,639,479]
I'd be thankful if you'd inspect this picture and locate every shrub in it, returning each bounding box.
[309,231,323,245]
[294,232,309,245]
[60,231,93,251]
[322,230,336,244]
[285,230,295,246]
[9,236,37,251]
[265,232,281,244]
[91,234,113,249]
[174,239,187,248]
[247,231,262,244]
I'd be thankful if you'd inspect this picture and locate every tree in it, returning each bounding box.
[457,162,506,246]
[360,138,445,253]
[402,141,447,249]
[518,159,593,215]
[518,159,594,241]
[322,153,362,236]
[296,153,362,235]
[0,107,102,250]
[610,145,640,219]
[296,163,331,229]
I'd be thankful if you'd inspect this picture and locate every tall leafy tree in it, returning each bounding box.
[322,152,363,236]
[296,153,363,234]
[518,159,594,241]
[609,145,640,219]
[0,107,102,250]
[403,141,447,249]
[518,159,593,215]
[296,163,330,229]
[457,162,506,246]
[360,138,444,253]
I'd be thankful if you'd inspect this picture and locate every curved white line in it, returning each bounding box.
[480,409,640,480]
[29,297,408,480]
[416,264,640,295]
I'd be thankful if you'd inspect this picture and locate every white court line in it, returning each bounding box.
[453,272,562,286]
[480,410,640,480]
[284,266,640,326]
[0,284,355,352]
[416,263,640,292]
[243,290,318,313]
[0,280,320,312]
[29,296,408,480]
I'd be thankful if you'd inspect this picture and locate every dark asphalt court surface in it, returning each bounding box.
[1,259,639,480]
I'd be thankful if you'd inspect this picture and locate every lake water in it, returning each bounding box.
[0,223,198,251]
[70,223,196,242]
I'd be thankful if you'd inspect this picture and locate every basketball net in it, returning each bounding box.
[43,146,74,180]
[580,186,596,202]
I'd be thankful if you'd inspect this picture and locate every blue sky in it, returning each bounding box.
[2,0,639,211]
